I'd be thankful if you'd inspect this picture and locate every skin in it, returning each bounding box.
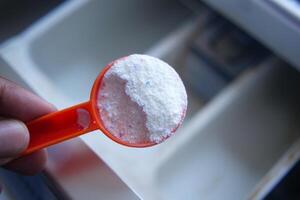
[0,77,56,176]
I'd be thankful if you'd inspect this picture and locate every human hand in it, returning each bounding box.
[0,77,56,175]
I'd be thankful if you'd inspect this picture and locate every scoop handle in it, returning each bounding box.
[23,101,98,155]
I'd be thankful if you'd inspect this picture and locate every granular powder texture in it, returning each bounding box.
[98,54,187,144]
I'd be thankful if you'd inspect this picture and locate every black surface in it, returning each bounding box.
[0,168,59,200]
[0,0,64,43]
[264,160,300,200]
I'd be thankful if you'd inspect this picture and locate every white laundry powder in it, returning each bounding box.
[97,54,187,144]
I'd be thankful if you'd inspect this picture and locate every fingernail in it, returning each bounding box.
[0,119,29,157]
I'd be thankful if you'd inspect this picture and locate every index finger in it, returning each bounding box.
[0,77,56,121]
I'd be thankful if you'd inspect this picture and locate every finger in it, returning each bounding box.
[0,119,29,158]
[0,157,13,165]
[0,77,56,121]
[4,149,48,175]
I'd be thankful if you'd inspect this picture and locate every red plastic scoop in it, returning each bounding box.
[24,59,155,155]
[24,56,187,155]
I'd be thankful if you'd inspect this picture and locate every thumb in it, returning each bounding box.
[0,119,29,164]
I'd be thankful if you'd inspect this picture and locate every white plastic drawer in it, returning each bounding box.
[1,1,300,199]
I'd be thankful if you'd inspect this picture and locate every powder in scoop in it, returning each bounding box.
[98,54,187,144]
